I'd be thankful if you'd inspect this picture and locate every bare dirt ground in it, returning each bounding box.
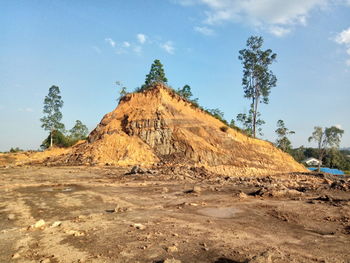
[0,165,349,263]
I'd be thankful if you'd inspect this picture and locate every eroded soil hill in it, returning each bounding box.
[44,84,306,176]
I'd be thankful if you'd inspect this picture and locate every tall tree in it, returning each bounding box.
[141,59,168,91]
[275,120,295,153]
[238,36,277,138]
[69,120,89,141]
[40,85,65,148]
[308,126,344,172]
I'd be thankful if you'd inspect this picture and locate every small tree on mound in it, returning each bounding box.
[69,120,89,141]
[41,130,71,149]
[275,120,295,153]
[141,59,168,91]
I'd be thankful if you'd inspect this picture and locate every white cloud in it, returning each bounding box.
[123,41,131,47]
[137,34,147,44]
[335,27,350,66]
[268,26,291,37]
[194,26,214,35]
[335,27,350,45]
[105,38,116,47]
[176,0,332,36]
[335,124,342,129]
[160,41,175,54]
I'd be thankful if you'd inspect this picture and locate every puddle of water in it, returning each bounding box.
[197,207,240,219]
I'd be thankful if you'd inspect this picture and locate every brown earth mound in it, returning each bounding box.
[51,84,306,176]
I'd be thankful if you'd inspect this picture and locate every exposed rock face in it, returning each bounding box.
[58,84,307,176]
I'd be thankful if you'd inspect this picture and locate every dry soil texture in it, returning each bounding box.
[0,166,349,263]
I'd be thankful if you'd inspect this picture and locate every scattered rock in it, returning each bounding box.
[66,230,85,236]
[249,251,273,263]
[31,219,46,229]
[7,213,16,220]
[166,245,178,253]
[164,259,181,263]
[51,221,62,228]
[132,223,146,230]
[235,191,248,199]
[12,253,21,259]
[192,186,201,193]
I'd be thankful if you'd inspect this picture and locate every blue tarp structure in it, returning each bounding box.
[308,167,345,175]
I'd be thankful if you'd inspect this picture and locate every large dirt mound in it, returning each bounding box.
[55,84,306,176]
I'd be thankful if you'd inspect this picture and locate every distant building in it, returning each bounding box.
[303,157,322,166]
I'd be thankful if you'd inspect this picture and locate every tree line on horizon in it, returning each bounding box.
[18,35,345,172]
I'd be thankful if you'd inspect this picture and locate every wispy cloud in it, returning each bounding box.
[123,41,131,47]
[160,41,175,54]
[335,27,350,66]
[105,37,116,47]
[194,26,214,36]
[137,33,147,44]
[176,0,337,37]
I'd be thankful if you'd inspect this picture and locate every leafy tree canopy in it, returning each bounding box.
[141,59,168,91]
[69,120,89,141]
[238,36,277,138]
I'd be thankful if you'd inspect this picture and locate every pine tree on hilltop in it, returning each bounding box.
[141,59,168,91]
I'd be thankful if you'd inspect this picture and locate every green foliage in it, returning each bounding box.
[40,86,65,132]
[275,120,295,153]
[238,36,277,137]
[41,130,72,149]
[141,59,168,91]
[308,126,344,171]
[205,108,228,125]
[177,85,193,100]
[69,120,88,141]
[290,146,350,171]
[116,81,128,103]
[236,108,265,136]
[9,147,23,153]
[40,85,65,147]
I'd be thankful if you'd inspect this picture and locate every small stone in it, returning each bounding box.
[192,186,201,193]
[166,246,178,253]
[33,219,46,229]
[130,165,139,174]
[132,223,146,230]
[51,221,62,228]
[8,214,15,220]
[164,259,181,263]
[12,253,21,259]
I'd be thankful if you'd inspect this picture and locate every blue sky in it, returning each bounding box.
[1,0,350,151]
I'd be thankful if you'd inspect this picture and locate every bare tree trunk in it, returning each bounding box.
[50,130,53,148]
[252,98,256,138]
[252,94,259,138]
[318,150,324,172]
